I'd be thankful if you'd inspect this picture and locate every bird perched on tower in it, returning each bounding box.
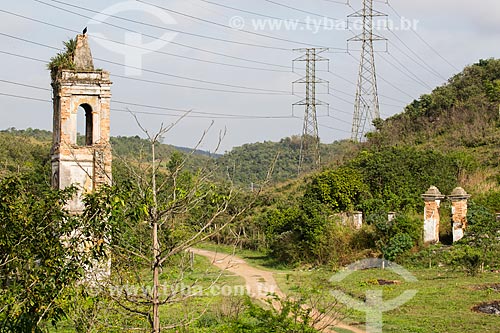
[83,27,87,35]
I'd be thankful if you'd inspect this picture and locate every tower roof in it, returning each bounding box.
[73,34,94,71]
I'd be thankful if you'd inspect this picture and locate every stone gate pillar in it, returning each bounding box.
[448,187,471,243]
[388,212,396,223]
[352,211,363,229]
[422,186,445,244]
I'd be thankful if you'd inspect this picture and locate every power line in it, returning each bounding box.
[0,92,50,103]
[111,100,293,119]
[378,52,432,90]
[346,52,413,100]
[0,8,290,71]
[136,0,331,49]
[0,34,292,95]
[264,0,340,21]
[0,89,352,135]
[110,74,287,95]
[387,2,459,72]
[320,0,349,5]
[0,47,288,97]
[377,72,415,100]
[0,80,292,119]
[198,0,343,31]
[0,74,351,136]
[355,1,447,81]
[326,114,351,125]
[318,122,351,134]
[0,78,290,116]
[93,60,291,94]
[315,70,408,105]
[0,79,51,92]
[339,3,444,101]
[387,36,447,81]
[38,0,300,52]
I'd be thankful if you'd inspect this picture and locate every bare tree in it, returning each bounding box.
[82,113,266,332]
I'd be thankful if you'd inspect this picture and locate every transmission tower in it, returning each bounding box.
[292,48,329,174]
[348,0,387,142]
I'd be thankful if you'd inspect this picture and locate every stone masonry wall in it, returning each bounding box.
[423,200,440,244]
[451,199,468,242]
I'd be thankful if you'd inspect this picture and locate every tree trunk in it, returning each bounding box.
[151,141,160,333]
[152,222,160,332]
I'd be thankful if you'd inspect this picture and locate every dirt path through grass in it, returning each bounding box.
[191,248,365,333]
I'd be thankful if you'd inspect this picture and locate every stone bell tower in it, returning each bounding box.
[51,34,112,212]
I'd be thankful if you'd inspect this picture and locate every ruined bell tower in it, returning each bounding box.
[50,34,112,212]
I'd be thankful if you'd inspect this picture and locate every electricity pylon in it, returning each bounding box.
[348,0,387,142]
[292,48,329,174]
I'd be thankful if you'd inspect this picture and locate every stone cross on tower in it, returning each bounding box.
[50,34,112,213]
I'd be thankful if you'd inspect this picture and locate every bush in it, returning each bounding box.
[349,147,460,214]
[458,201,500,269]
[304,167,368,212]
[382,233,414,261]
[370,213,422,261]
[449,246,483,276]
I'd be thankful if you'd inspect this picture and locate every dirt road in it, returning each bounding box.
[190,248,365,333]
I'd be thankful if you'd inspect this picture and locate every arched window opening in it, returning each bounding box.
[77,104,93,146]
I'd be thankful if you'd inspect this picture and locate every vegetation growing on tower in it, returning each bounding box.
[47,38,76,74]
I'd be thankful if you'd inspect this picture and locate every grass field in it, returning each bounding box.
[50,255,246,332]
[49,244,500,332]
[278,267,500,333]
[198,243,500,333]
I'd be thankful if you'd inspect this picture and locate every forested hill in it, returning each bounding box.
[361,58,500,196]
[370,58,500,149]
[214,137,356,187]
[0,129,215,180]
[0,128,356,187]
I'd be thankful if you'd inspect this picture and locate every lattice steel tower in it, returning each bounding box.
[293,48,329,174]
[349,0,387,142]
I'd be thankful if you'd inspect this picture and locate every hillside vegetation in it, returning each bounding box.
[3,59,500,332]
[367,58,500,208]
[215,136,355,187]
[372,58,500,149]
[216,59,500,267]
[0,129,355,187]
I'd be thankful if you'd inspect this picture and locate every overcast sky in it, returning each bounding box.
[1,0,500,152]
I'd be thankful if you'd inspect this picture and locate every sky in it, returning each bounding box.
[1,0,500,153]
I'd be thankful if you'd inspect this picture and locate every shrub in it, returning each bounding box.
[370,213,422,261]
[449,246,483,276]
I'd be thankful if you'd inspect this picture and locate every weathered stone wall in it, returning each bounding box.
[423,199,441,244]
[422,186,445,244]
[451,200,468,242]
[336,212,363,229]
[449,187,470,243]
[73,34,94,71]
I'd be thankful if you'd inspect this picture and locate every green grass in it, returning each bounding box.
[49,244,500,333]
[50,255,246,332]
[276,267,500,333]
